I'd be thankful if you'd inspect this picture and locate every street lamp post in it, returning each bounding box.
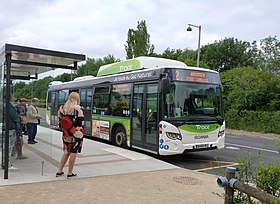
[187,24,201,67]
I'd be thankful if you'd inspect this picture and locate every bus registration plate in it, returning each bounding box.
[195,144,209,149]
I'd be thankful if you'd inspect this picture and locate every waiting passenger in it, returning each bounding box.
[20,98,28,135]
[2,96,28,164]
[56,92,85,178]
[27,98,41,144]
[15,99,26,134]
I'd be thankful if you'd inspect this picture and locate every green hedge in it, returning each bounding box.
[256,163,280,197]
[225,109,280,134]
[25,99,46,108]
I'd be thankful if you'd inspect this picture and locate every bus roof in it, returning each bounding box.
[97,56,187,77]
[48,65,219,91]
[48,57,219,91]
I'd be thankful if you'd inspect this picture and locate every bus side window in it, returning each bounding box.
[69,89,79,94]
[80,89,86,109]
[111,83,131,117]
[86,88,92,109]
[93,86,110,115]
[58,90,69,104]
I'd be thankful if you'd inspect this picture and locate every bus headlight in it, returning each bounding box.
[218,130,225,137]
[166,132,182,140]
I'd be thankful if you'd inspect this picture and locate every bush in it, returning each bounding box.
[221,67,280,112]
[233,151,260,204]
[225,109,280,134]
[256,163,280,197]
[215,148,280,203]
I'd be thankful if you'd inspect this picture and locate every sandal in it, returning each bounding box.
[67,173,77,178]
[56,172,64,177]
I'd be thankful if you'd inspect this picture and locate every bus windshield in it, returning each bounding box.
[163,82,223,123]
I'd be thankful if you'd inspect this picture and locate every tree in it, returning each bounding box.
[12,55,118,101]
[124,20,154,59]
[201,38,252,71]
[54,73,74,82]
[13,76,54,100]
[31,76,53,99]
[220,67,280,111]
[258,36,280,73]
[125,29,134,59]
[154,47,208,68]
[76,54,118,77]
[13,81,30,100]
[161,48,183,60]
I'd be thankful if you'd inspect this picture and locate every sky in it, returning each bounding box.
[0,0,279,78]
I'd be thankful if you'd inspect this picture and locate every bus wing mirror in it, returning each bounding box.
[162,76,170,93]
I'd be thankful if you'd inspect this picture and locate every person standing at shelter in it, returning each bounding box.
[15,99,25,114]
[2,96,28,166]
[15,99,25,133]
[56,92,84,178]
[14,99,28,159]
[27,98,41,144]
[21,98,28,135]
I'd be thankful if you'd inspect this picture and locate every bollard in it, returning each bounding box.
[225,167,236,204]
[216,167,280,203]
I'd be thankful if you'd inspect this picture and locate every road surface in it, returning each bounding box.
[158,132,279,175]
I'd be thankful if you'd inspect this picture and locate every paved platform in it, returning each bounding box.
[0,126,177,185]
[0,126,223,203]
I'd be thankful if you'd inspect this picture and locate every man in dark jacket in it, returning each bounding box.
[3,100,27,160]
[10,101,27,159]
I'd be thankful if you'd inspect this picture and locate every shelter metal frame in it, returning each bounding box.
[0,44,85,179]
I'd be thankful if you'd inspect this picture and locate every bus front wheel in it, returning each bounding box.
[113,126,127,148]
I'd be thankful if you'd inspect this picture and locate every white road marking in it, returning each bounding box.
[226,143,279,154]
[225,146,240,150]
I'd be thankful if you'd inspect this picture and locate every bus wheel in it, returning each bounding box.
[114,126,127,148]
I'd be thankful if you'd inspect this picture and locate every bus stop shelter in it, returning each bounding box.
[0,44,85,179]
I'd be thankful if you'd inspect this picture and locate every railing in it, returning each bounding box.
[217,167,280,204]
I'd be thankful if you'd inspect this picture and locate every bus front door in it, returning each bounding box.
[51,91,58,126]
[80,88,92,135]
[132,83,158,152]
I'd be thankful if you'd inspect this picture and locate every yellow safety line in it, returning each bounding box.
[187,159,237,164]
[194,162,239,172]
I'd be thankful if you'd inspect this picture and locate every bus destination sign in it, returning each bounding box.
[186,71,209,83]
[173,69,220,84]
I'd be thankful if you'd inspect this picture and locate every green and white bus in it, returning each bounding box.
[46,57,225,155]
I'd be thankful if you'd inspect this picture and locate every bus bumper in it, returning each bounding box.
[159,135,225,156]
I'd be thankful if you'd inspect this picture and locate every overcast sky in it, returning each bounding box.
[1,0,279,77]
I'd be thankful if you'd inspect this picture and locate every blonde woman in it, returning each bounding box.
[56,92,84,178]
